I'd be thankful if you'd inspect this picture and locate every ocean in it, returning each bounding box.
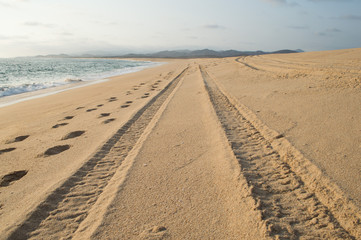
[0,57,159,98]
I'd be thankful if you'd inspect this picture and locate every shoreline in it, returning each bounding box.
[0,59,164,108]
[0,59,188,238]
[0,78,108,108]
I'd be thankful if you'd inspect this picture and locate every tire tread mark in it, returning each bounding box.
[200,65,354,240]
[8,67,188,240]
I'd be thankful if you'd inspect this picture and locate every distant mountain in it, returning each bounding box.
[271,50,298,54]
[35,53,102,58]
[35,53,72,58]
[271,49,305,54]
[115,49,302,59]
[34,49,303,59]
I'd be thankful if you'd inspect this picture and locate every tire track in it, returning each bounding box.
[200,66,354,240]
[8,68,188,240]
[235,57,261,71]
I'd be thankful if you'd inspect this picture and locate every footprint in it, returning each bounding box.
[86,108,97,112]
[62,131,85,140]
[126,91,132,95]
[139,226,167,239]
[103,118,115,124]
[63,116,74,120]
[108,97,117,102]
[275,134,284,139]
[43,145,70,156]
[97,104,104,107]
[152,226,166,233]
[140,83,145,85]
[0,148,16,155]
[99,113,111,118]
[133,88,139,90]
[156,80,162,83]
[141,93,150,98]
[6,135,29,144]
[52,123,69,129]
[121,104,130,108]
[125,101,133,104]
[0,170,28,187]
[76,107,85,110]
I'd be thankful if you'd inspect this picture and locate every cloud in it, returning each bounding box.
[261,0,299,7]
[0,35,28,41]
[59,32,73,36]
[0,1,12,7]
[315,28,341,36]
[23,22,56,28]
[339,14,361,21]
[0,0,28,7]
[315,32,327,36]
[92,21,119,26]
[326,28,341,32]
[203,24,226,29]
[298,10,309,15]
[263,0,287,4]
[288,25,309,29]
[0,35,10,40]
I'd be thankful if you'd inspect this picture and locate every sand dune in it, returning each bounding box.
[0,49,360,239]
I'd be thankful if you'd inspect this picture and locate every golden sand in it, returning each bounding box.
[1,49,360,239]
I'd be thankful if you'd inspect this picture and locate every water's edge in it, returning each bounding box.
[0,59,163,108]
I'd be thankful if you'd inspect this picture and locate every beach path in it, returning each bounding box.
[79,64,265,239]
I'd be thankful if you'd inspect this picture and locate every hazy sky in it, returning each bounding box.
[0,0,360,57]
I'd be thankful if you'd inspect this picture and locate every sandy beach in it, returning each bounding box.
[1,49,360,239]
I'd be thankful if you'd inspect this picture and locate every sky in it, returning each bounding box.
[0,0,360,57]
